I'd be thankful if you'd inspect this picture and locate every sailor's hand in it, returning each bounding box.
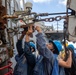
[26,25,33,35]
[35,26,42,33]
[19,31,26,40]
[69,50,72,55]
[22,30,27,36]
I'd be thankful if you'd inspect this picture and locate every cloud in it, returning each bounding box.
[33,0,52,3]
[59,0,67,5]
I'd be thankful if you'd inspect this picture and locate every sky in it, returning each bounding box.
[20,0,67,14]
[20,0,67,30]
[23,0,67,14]
[20,0,76,48]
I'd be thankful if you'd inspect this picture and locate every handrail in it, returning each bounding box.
[0,61,13,70]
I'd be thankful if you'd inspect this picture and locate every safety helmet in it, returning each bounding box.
[67,44,74,50]
[29,42,35,51]
[49,40,62,54]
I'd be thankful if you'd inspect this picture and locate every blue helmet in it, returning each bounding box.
[29,42,35,51]
[49,40,62,54]
[67,44,74,50]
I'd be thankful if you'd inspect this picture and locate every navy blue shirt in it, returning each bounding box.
[16,40,36,75]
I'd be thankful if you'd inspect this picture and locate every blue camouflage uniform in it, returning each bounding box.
[14,40,36,75]
[35,33,65,75]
